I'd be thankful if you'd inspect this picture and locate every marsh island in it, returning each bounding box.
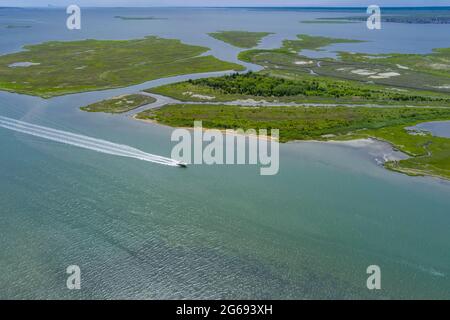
[0,36,244,98]
[80,94,156,113]
[208,31,273,48]
[140,34,450,180]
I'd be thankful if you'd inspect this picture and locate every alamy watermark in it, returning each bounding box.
[66,5,81,30]
[367,5,382,30]
[171,121,280,176]
[366,265,381,290]
[66,265,81,290]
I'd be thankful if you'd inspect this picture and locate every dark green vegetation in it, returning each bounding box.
[277,34,362,52]
[0,36,244,98]
[137,104,450,180]
[80,94,156,113]
[149,73,450,106]
[208,31,273,48]
[114,16,168,20]
[5,24,31,29]
[321,15,450,24]
[191,73,450,104]
[239,34,450,94]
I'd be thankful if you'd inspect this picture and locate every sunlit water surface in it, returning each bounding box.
[0,7,449,299]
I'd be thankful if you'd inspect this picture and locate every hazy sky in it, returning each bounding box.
[1,0,449,7]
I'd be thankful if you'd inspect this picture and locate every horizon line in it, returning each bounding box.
[3,5,450,9]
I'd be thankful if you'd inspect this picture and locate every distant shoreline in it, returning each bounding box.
[2,6,450,10]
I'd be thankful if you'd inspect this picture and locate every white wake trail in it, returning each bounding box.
[0,116,180,167]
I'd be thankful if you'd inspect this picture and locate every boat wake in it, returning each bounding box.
[0,116,181,167]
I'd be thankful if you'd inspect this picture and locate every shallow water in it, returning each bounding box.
[0,7,449,299]
[415,121,450,138]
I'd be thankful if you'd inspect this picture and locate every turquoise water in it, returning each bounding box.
[0,7,449,299]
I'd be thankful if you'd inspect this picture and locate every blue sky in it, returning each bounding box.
[2,0,449,7]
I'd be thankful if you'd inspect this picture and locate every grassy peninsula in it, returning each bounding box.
[80,94,156,113]
[137,104,450,142]
[137,104,450,180]
[363,125,450,179]
[208,31,273,48]
[148,72,450,106]
[0,36,244,98]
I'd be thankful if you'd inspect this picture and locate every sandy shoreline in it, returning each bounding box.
[132,115,278,141]
[318,138,409,163]
[286,137,409,164]
[134,115,409,164]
